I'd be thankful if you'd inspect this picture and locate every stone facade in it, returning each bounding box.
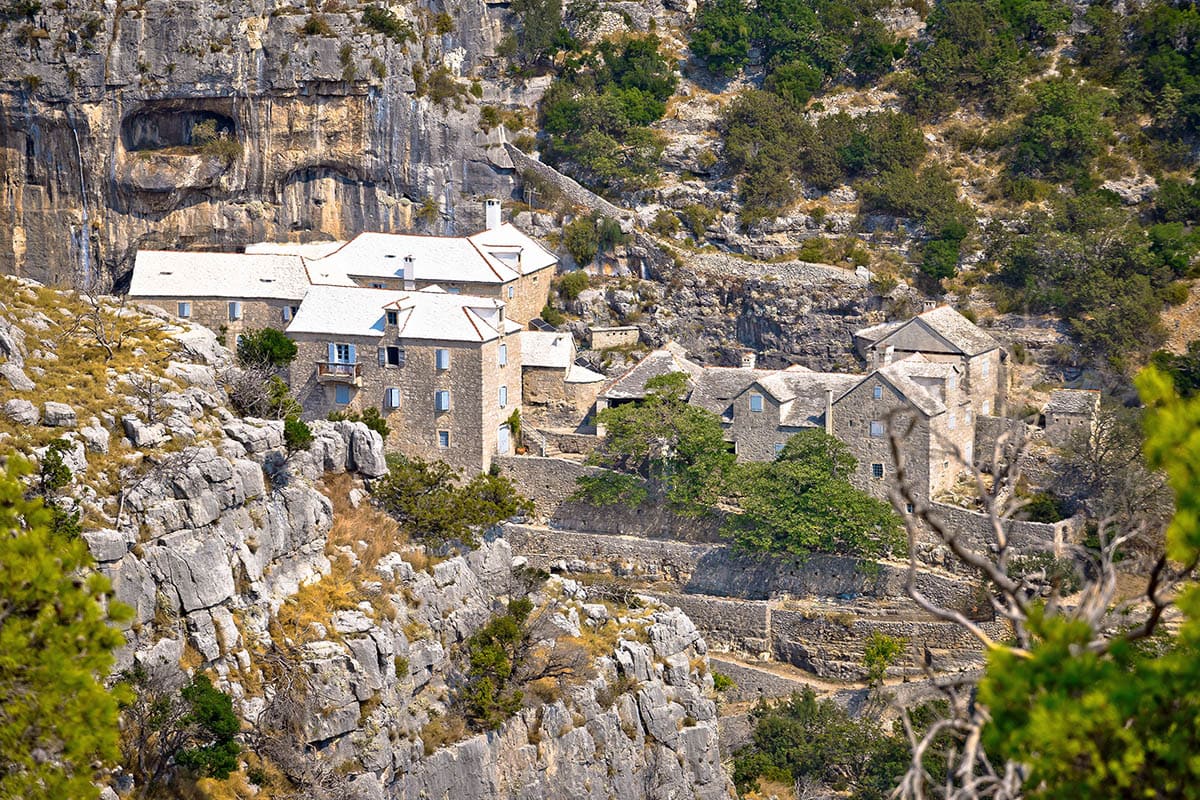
[589,325,641,349]
[291,332,522,474]
[831,378,930,500]
[345,269,550,327]
[139,296,298,342]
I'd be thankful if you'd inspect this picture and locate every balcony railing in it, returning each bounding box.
[316,361,362,385]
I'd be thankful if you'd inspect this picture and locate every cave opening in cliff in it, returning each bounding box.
[121,107,236,153]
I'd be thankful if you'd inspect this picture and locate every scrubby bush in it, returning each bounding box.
[236,327,298,369]
[558,269,590,300]
[283,416,313,452]
[363,4,413,41]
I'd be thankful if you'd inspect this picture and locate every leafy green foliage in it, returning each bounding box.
[0,459,130,800]
[904,0,1070,118]
[724,429,903,559]
[988,193,1195,365]
[1151,341,1200,397]
[571,469,650,508]
[38,437,72,497]
[1008,78,1113,180]
[723,94,926,219]
[283,416,313,452]
[558,269,590,301]
[563,215,599,265]
[861,632,906,686]
[460,598,533,729]
[372,455,533,547]
[971,370,1200,797]
[500,0,563,69]
[541,36,677,194]
[690,0,751,76]
[711,671,735,692]
[173,676,240,778]
[327,407,391,438]
[236,327,298,369]
[362,4,414,42]
[732,688,948,800]
[590,372,735,516]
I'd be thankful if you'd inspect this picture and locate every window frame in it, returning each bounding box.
[177,301,191,319]
[334,384,352,405]
[873,384,883,400]
[499,343,508,367]
[228,301,242,322]
[869,420,885,438]
[499,385,508,409]
[435,390,451,412]
[386,310,398,326]
[749,393,764,413]
[871,463,884,479]
[435,348,451,370]
[438,430,450,448]
[385,387,401,409]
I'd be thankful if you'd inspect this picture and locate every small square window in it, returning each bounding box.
[774,442,785,455]
[335,384,351,405]
[869,420,885,438]
[438,430,450,448]
[873,385,883,400]
[436,348,450,370]
[499,343,508,367]
[447,287,461,295]
[499,385,508,408]
[508,285,515,299]
[871,463,884,479]
[435,390,450,412]
[177,301,191,319]
[982,400,991,415]
[386,310,398,326]
[370,282,386,289]
[282,305,294,322]
[385,387,401,408]
[384,346,404,367]
[906,502,914,513]
[749,394,764,413]
[228,301,242,321]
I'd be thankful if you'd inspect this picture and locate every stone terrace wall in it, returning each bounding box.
[642,591,771,654]
[503,525,978,609]
[496,456,726,541]
[973,414,1030,467]
[927,502,1075,557]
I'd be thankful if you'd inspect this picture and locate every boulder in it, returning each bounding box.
[349,425,387,477]
[0,363,34,391]
[80,421,111,454]
[42,401,77,427]
[122,414,168,448]
[83,528,131,563]
[4,399,37,425]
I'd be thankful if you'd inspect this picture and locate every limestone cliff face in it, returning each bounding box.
[0,0,531,285]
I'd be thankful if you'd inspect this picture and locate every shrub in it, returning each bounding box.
[363,4,413,41]
[571,469,649,508]
[563,216,599,265]
[540,304,565,326]
[690,0,751,76]
[299,13,332,35]
[681,203,717,239]
[283,417,313,452]
[711,671,735,692]
[558,269,589,301]
[651,209,681,237]
[237,327,298,369]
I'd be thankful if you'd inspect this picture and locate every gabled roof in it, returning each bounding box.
[746,372,861,427]
[859,306,1000,357]
[520,331,576,369]
[601,345,703,401]
[566,363,607,384]
[1045,389,1100,415]
[689,367,774,416]
[857,360,947,417]
[129,251,311,301]
[302,223,557,286]
[287,286,516,342]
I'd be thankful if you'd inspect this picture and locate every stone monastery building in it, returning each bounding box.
[129,203,605,473]
[598,305,1006,504]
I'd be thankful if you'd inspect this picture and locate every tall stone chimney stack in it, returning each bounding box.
[402,255,416,290]
[740,350,757,369]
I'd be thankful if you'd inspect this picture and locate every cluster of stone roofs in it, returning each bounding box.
[597,305,1100,505]
[129,200,606,474]
[130,203,1101,491]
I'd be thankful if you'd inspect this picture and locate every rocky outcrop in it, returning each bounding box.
[0,0,545,284]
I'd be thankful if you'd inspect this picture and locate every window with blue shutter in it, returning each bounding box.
[870,420,885,438]
[435,390,450,411]
[749,394,763,413]
[499,343,507,367]
[178,302,191,318]
[438,430,450,448]
[385,387,401,408]
[499,386,508,408]
[335,385,351,405]
[873,385,883,399]
[378,347,386,367]
[228,301,242,321]
[327,342,337,363]
[436,349,450,370]
[282,306,293,322]
[348,344,357,364]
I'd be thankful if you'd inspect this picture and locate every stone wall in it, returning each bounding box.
[926,501,1072,556]
[974,414,1030,468]
[496,456,727,540]
[135,296,296,342]
[589,326,641,349]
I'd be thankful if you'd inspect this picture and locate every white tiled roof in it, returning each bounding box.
[858,306,1000,357]
[287,286,513,342]
[304,223,557,286]
[520,331,576,369]
[129,251,311,300]
[566,363,607,384]
[244,240,347,258]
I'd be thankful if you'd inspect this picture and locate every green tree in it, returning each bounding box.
[460,597,533,730]
[1009,78,1113,180]
[236,327,298,369]
[0,459,130,800]
[119,669,241,795]
[724,429,903,559]
[372,456,533,547]
[563,215,599,265]
[590,372,735,515]
[690,0,751,76]
[861,632,906,687]
[501,0,564,69]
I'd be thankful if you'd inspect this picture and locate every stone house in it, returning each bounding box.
[854,305,1004,417]
[294,221,556,325]
[1043,389,1100,447]
[519,331,606,419]
[128,250,308,339]
[286,285,524,474]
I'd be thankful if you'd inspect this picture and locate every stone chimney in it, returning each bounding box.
[824,389,834,435]
[883,345,895,365]
[740,350,756,369]
[484,198,502,230]
[402,254,416,290]
[922,299,938,312]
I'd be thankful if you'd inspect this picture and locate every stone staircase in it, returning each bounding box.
[523,427,562,457]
